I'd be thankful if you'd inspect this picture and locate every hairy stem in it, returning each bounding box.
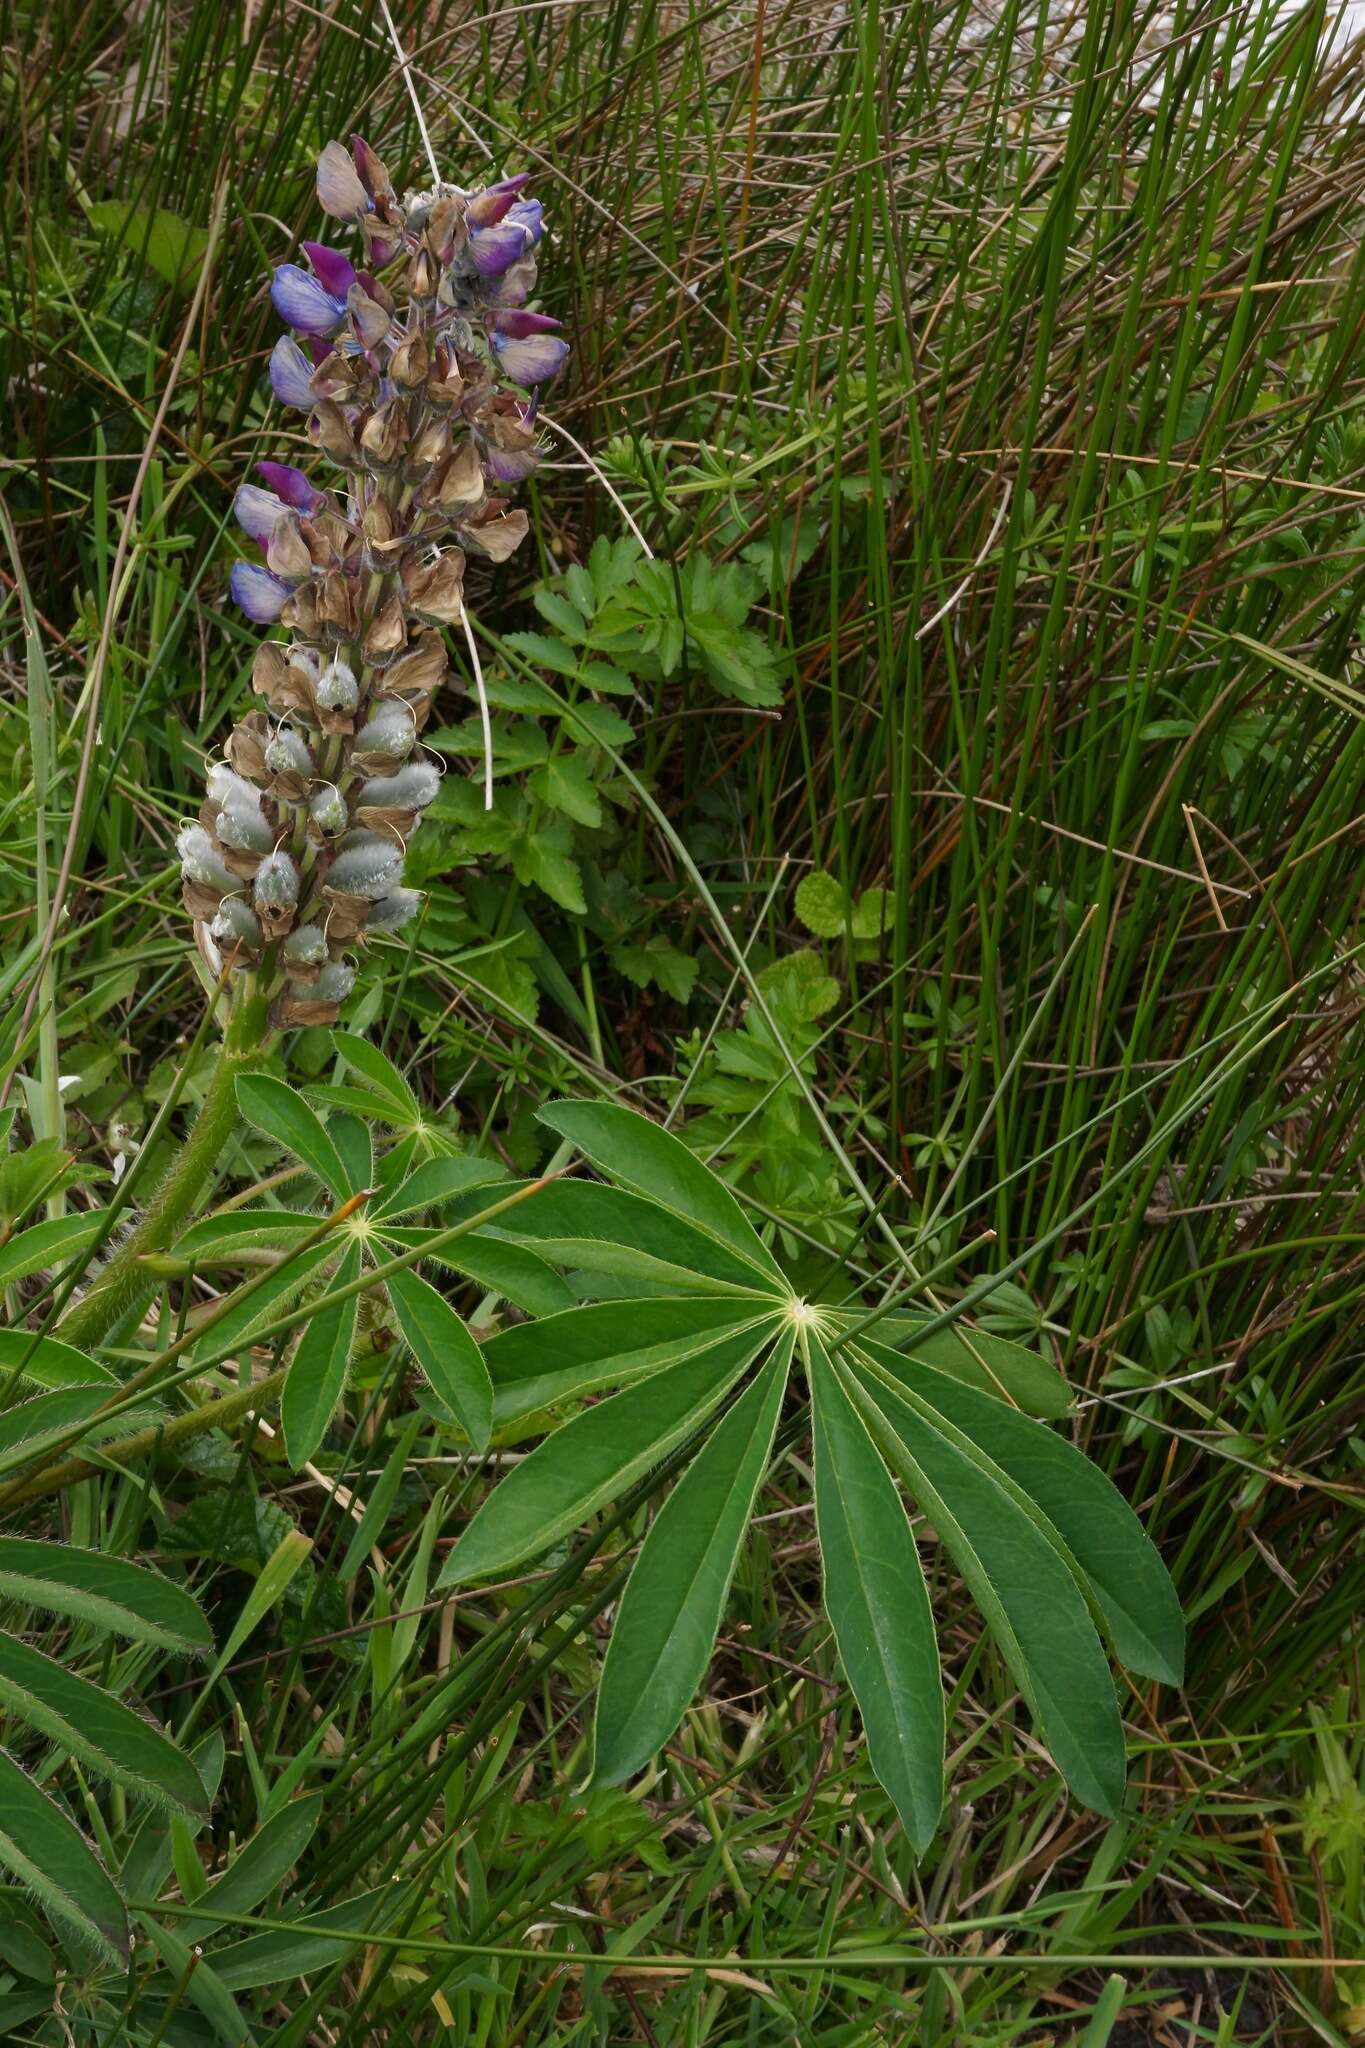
[57,992,273,1354]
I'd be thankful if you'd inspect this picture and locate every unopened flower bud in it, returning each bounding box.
[316,658,359,713]
[210,900,264,951]
[177,825,237,892]
[309,785,349,835]
[285,923,328,967]
[327,835,405,897]
[364,888,423,932]
[354,697,417,760]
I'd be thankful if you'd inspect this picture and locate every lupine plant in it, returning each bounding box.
[0,131,1186,1996]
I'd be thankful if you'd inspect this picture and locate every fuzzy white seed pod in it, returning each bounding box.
[358,763,439,812]
[363,888,423,932]
[327,836,405,897]
[207,763,266,809]
[177,824,237,891]
[253,849,300,909]
[313,960,356,1003]
[216,794,275,854]
[309,785,349,835]
[316,657,359,712]
[265,728,313,777]
[284,923,329,965]
[354,698,416,758]
[209,900,264,947]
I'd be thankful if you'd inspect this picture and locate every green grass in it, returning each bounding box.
[1,0,1364,2039]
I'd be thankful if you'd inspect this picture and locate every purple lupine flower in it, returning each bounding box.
[468,222,530,279]
[234,484,289,545]
[484,258,538,309]
[269,335,316,408]
[271,263,347,337]
[229,561,291,622]
[302,240,358,299]
[489,311,570,386]
[317,140,370,219]
[255,460,321,511]
[467,176,531,227]
[507,199,543,247]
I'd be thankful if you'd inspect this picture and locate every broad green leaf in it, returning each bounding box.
[538,1101,783,1284]
[0,1542,211,1656]
[0,1390,164,1478]
[236,1075,350,1202]
[136,1916,248,2048]
[491,1179,776,1297]
[0,1329,114,1391]
[0,1211,112,1290]
[371,1154,505,1221]
[482,1297,765,1423]
[174,1212,320,1258]
[209,1884,397,1990]
[194,1240,337,1358]
[87,200,207,288]
[0,1892,53,1980]
[594,1335,791,1785]
[331,1032,421,1122]
[387,1267,492,1449]
[794,871,848,939]
[857,1338,1183,1685]
[328,1112,373,1193]
[280,1244,362,1468]
[855,1313,1070,1419]
[380,1226,573,1319]
[192,1793,323,1935]
[0,1636,208,1816]
[0,1749,127,1961]
[850,1370,1126,1817]
[809,1340,943,1851]
[439,1324,769,1587]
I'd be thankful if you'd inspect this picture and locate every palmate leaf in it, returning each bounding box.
[448,1099,1184,1846]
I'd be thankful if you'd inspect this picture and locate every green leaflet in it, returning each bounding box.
[200,1240,337,1356]
[809,1339,944,1851]
[539,1099,782,1284]
[490,1179,778,1297]
[594,1333,791,1786]
[191,1792,323,1936]
[173,1212,320,1258]
[208,1884,399,1990]
[0,1542,211,1656]
[0,1392,165,1479]
[331,1030,422,1121]
[0,1635,209,1818]
[856,1337,1184,1685]
[438,1323,772,1587]
[0,1211,112,1290]
[236,1074,350,1201]
[387,1266,493,1449]
[280,1243,362,1468]
[483,1296,767,1422]
[861,1313,1070,1419]
[370,1154,506,1220]
[379,1225,574,1319]
[0,1750,127,1962]
[0,1329,114,1391]
[850,1368,1127,1818]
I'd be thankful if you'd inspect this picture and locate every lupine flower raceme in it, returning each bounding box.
[182,136,569,1029]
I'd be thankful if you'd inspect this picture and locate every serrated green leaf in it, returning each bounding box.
[850,1368,1126,1817]
[609,937,698,1004]
[387,1267,492,1449]
[529,752,603,827]
[530,590,589,640]
[280,1244,362,1468]
[438,1323,769,1587]
[510,819,586,914]
[236,1075,350,1202]
[536,1101,784,1285]
[0,1542,211,1656]
[0,1750,127,1962]
[856,1338,1183,1684]
[0,1636,208,1817]
[483,1297,776,1422]
[794,871,848,938]
[809,1339,943,1850]
[0,1330,114,1391]
[595,1334,790,1784]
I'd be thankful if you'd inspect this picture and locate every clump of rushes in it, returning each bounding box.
[187,134,568,1030]
[63,139,567,1350]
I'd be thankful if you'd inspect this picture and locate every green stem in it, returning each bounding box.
[57,992,273,1354]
